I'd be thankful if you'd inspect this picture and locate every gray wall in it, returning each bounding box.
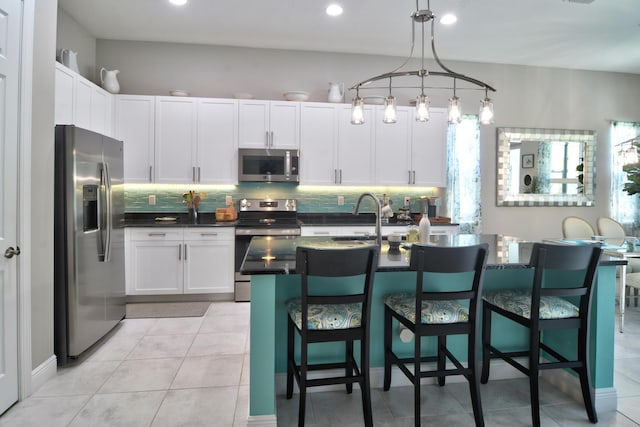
[95,39,640,240]
[32,0,56,368]
[56,7,97,82]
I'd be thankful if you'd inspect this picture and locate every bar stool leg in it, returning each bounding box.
[298,343,308,427]
[578,328,598,423]
[480,304,491,384]
[361,337,373,427]
[383,306,392,391]
[413,335,421,427]
[529,330,541,427]
[468,330,485,427]
[286,317,295,399]
[437,335,446,386]
[345,340,354,394]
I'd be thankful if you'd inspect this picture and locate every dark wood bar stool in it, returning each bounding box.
[285,245,379,427]
[481,243,602,427]
[383,243,489,427]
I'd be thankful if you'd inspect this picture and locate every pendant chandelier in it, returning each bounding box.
[350,0,496,125]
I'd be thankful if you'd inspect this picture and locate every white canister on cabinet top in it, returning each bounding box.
[100,68,120,94]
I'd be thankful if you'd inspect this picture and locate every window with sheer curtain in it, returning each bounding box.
[447,116,481,233]
[611,121,640,233]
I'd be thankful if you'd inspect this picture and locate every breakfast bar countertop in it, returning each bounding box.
[124,212,237,227]
[240,234,626,275]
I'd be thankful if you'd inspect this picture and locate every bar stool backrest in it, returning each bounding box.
[409,243,489,327]
[528,243,602,319]
[296,245,379,326]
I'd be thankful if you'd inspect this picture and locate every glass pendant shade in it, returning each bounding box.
[415,94,430,122]
[479,98,494,125]
[448,96,462,124]
[383,95,397,123]
[351,96,365,125]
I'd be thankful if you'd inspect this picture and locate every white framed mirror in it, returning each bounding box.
[496,127,596,207]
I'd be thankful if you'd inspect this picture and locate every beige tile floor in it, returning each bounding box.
[2,301,640,426]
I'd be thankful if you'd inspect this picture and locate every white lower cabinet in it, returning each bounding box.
[301,224,458,238]
[126,227,234,295]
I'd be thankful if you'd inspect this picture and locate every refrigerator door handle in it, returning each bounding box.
[103,161,113,263]
[97,164,106,261]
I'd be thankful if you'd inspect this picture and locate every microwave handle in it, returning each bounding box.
[285,150,291,178]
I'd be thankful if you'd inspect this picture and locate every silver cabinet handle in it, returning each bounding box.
[408,170,412,185]
[192,166,196,183]
[200,232,218,236]
[149,165,153,182]
[413,170,416,184]
[339,169,343,184]
[334,169,338,184]
[270,131,274,147]
[198,167,201,183]
[178,243,182,260]
[265,131,269,148]
[313,231,330,235]
[184,244,188,260]
[147,232,166,237]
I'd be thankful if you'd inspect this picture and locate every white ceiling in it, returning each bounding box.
[58,0,640,74]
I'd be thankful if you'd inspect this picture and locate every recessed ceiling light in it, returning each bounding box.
[440,13,457,25]
[169,0,187,6]
[326,4,343,16]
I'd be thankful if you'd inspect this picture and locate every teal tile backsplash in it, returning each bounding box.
[125,183,442,214]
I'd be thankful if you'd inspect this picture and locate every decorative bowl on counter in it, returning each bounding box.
[283,91,310,102]
[170,90,190,97]
[233,92,254,99]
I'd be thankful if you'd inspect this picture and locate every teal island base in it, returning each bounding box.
[247,266,618,425]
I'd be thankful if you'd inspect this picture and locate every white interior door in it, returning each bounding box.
[0,0,22,415]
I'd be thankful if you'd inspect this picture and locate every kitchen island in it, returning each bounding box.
[242,235,624,425]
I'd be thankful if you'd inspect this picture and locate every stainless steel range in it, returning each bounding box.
[234,198,300,301]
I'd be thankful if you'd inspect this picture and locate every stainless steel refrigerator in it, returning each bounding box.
[54,125,126,365]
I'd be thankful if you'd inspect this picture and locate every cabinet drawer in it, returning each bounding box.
[129,228,182,241]
[183,228,234,241]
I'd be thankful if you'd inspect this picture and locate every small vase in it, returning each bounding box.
[419,215,431,243]
[188,208,198,224]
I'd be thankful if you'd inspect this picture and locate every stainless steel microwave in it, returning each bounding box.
[238,148,299,183]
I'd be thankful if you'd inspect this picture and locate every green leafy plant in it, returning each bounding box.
[623,142,640,195]
[624,162,640,195]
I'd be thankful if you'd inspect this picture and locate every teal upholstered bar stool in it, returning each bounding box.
[481,243,602,427]
[382,243,489,427]
[286,245,379,427]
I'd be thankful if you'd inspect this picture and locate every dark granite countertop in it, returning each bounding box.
[124,212,237,227]
[240,234,627,275]
[297,212,458,227]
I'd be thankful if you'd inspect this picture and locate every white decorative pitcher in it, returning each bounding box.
[100,68,120,94]
[60,49,79,73]
[328,82,344,103]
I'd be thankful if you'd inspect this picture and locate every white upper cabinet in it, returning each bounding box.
[154,96,197,183]
[410,107,448,187]
[238,100,300,149]
[55,62,114,136]
[114,95,156,183]
[196,98,239,184]
[300,103,338,185]
[300,103,375,185]
[54,64,75,125]
[337,105,375,185]
[374,106,412,185]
